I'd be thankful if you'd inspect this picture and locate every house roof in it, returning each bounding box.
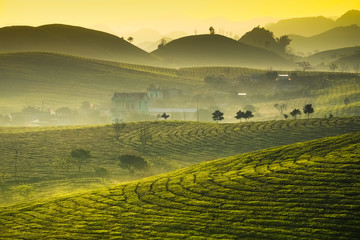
[112,92,149,101]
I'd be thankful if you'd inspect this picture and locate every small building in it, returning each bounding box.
[276,74,291,82]
[147,85,163,101]
[111,92,150,117]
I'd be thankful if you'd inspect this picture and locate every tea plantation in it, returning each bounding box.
[0,132,359,239]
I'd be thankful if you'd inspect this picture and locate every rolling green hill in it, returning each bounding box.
[1,117,360,206]
[290,25,360,54]
[1,132,359,239]
[307,46,360,67]
[0,24,158,65]
[151,34,292,69]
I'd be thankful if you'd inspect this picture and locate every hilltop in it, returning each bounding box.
[151,34,292,69]
[266,9,360,37]
[0,24,158,65]
[1,132,359,239]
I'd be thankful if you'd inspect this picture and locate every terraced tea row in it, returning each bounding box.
[1,132,359,239]
[1,117,360,185]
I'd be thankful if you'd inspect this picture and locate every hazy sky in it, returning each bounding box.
[1,0,359,38]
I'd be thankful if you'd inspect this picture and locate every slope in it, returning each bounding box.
[290,25,360,54]
[0,52,201,112]
[1,116,360,205]
[151,34,291,69]
[307,46,360,66]
[1,132,359,239]
[0,24,158,65]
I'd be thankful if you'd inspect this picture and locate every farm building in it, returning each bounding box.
[111,92,150,117]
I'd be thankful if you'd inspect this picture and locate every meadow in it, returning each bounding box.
[0,132,359,239]
[1,116,360,206]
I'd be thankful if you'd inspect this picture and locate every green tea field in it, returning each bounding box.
[1,132,359,239]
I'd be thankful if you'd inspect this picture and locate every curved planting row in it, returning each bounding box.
[0,132,359,239]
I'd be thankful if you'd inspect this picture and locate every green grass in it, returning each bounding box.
[1,117,360,206]
[0,132,359,239]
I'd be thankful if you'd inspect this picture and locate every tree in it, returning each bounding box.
[297,61,311,72]
[290,109,301,119]
[234,110,245,122]
[118,155,148,174]
[139,125,152,153]
[329,63,338,72]
[158,38,167,49]
[276,35,292,53]
[93,166,109,180]
[212,110,224,123]
[69,148,91,174]
[344,98,350,108]
[244,110,254,120]
[209,26,215,35]
[283,114,288,119]
[161,113,170,120]
[113,118,126,141]
[303,104,314,119]
[127,37,134,43]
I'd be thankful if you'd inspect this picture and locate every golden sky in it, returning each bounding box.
[1,0,359,35]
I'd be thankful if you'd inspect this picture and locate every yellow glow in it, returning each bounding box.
[0,0,359,33]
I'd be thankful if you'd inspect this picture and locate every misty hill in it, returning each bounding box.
[0,52,201,112]
[290,25,360,54]
[266,9,360,37]
[1,132,359,239]
[307,46,360,66]
[335,52,360,68]
[151,34,291,68]
[0,24,158,65]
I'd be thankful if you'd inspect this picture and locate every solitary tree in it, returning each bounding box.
[303,104,314,119]
[161,113,170,120]
[283,114,288,119]
[297,61,311,72]
[118,155,148,174]
[290,109,301,119]
[69,148,91,174]
[244,110,254,120]
[212,110,224,123]
[113,118,126,141]
[158,38,167,49]
[127,37,134,43]
[329,63,338,72]
[209,26,215,35]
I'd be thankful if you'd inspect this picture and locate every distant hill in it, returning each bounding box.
[151,34,292,69]
[266,9,360,37]
[137,37,173,52]
[307,46,360,67]
[0,24,159,65]
[290,25,360,54]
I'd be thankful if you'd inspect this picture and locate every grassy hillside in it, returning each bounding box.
[0,24,159,65]
[151,34,291,69]
[1,132,359,239]
[1,117,360,205]
[290,25,360,54]
[307,46,360,67]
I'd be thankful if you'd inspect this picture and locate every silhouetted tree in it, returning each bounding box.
[284,114,288,119]
[158,38,167,49]
[118,155,148,174]
[212,110,224,123]
[303,104,314,119]
[127,37,134,43]
[297,61,311,72]
[161,113,170,120]
[69,148,91,174]
[276,35,292,53]
[244,110,254,120]
[235,110,245,122]
[113,118,126,141]
[290,109,301,119]
[209,26,215,35]
[329,63,338,72]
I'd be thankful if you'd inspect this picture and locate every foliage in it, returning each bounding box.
[297,61,311,71]
[209,26,215,35]
[303,104,314,119]
[118,155,148,174]
[212,110,224,123]
[69,148,91,173]
[329,62,338,71]
[93,166,109,179]
[161,113,170,120]
[290,109,301,119]
[1,133,360,239]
